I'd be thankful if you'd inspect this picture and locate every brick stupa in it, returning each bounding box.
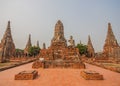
[87,35,95,57]
[0,21,15,62]
[103,23,120,60]
[24,34,32,55]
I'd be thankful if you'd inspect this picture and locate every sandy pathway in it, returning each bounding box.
[0,62,120,86]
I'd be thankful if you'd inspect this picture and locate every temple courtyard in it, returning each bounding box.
[0,62,120,86]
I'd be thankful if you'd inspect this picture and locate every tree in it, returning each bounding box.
[28,46,40,57]
[15,49,24,57]
[16,49,24,53]
[76,43,87,55]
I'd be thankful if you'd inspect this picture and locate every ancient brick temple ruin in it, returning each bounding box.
[38,20,85,68]
[24,34,32,55]
[87,35,95,57]
[103,23,120,60]
[0,21,15,62]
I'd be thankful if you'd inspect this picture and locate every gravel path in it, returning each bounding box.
[0,62,120,86]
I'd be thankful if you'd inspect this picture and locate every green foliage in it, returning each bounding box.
[15,49,24,57]
[28,46,40,56]
[15,49,24,53]
[76,43,88,55]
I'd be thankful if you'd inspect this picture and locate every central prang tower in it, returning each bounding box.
[38,20,85,69]
[40,20,80,60]
[51,20,67,48]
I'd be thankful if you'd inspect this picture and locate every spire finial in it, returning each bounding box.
[29,34,31,39]
[108,22,111,26]
[108,22,111,29]
[43,43,46,49]
[88,35,91,43]
[27,34,32,47]
[37,40,39,47]
[80,40,82,44]
[88,35,90,39]
[7,20,11,28]
[56,20,62,25]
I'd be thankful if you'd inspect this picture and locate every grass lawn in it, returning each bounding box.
[0,62,18,68]
[102,63,120,67]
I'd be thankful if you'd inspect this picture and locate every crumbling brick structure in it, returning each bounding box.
[38,20,85,69]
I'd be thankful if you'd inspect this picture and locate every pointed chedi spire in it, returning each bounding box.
[87,35,95,57]
[0,21,15,62]
[104,23,119,47]
[103,23,120,59]
[80,40,82,45]
[43,43,46,49]
[27,34,32,47]
[2,21,13,42]
[24,34,32,54]
[37,40,39,48]
[7,21,10,28]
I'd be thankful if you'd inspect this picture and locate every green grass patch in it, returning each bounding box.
[102,63,120,68]
[0,62,17,68]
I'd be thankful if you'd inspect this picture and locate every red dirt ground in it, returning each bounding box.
[0,62,120,86]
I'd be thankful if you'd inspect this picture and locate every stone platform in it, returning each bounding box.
[32,60,85,69]
[15,70,38,80]
[81,70,103,80]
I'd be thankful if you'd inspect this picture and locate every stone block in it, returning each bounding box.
[15,70,38,80]
[81,70,103,80]
[32,61,44,69]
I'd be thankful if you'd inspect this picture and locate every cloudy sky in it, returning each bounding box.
[0,0,120,52]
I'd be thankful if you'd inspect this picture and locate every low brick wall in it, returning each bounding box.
[85,62,120,73]
[0,58,37,72]
[32,60,85,69]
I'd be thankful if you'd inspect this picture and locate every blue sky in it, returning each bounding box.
[0,0,120,52]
